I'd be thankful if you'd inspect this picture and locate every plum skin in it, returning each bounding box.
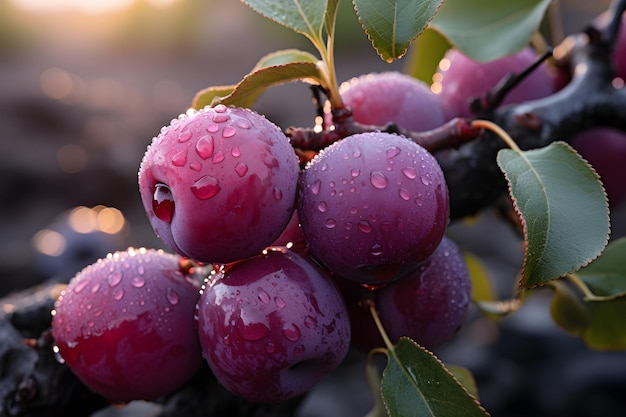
[51,247,204,403]
[298,131,449,284]
[436,47,555,118]
[341,236,472,352]
[328,71,447,131]
[195,248,351,403]
[138,105,300,264]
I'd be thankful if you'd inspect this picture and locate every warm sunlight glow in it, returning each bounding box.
[11,0,178,14]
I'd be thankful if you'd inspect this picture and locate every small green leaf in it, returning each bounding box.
[191,49,323,110]
[242,0,326,45]
[496,142,610,288]
[430,0,551,62]
[549,280,592,337]
[577,237,626,299]
[550,280,626,350]
[381,337,488,417]
[464,252,495,302]
[353,0,444,62]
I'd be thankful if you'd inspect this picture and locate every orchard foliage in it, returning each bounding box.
[45,0,626,416]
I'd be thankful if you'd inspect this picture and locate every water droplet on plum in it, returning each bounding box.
[358,220,373,233]
[131,276,145,288]
[195,135,214,159]
[223,126,237,138]
[238,320,270,341]
[370,171,388,189]
[212,150,225,164]
[171,150,187,167]
[304,316,317,329]
[152,183,175,222]
[386,147,401,159]
[113,288,125,301]
[401,167,417,179]
[257,288,270,304]
[166,288,180,305]
[235,162,248,177]
[191,175,221,199]
[108,271,123,287]
[282,323,301,341]
[73,279,90,294]
[311,180,321,195]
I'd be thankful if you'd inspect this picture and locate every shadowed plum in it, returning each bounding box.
[195,247,351,403]
[51,247,204,403]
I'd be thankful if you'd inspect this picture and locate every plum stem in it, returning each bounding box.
[471,119,521,152]
[368,303,395,352]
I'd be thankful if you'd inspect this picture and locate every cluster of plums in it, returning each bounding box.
[50,40,626,406]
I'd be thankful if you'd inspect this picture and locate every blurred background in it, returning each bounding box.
[2,1,625,416]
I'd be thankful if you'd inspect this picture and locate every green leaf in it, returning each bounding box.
[381,338,488,417]
[496,142,610,288]
[430,0,551,62]
[404,27,451,84]
[577,237,626,299]
[191,49,323,110]
[242,0,327,45]
[353,0,444,62]
[550,280,626,350]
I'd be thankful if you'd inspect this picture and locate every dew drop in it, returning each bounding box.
[223,126,237,138]
[273,187,283,201]
[351,168,360,178]
[108,271,122,287]
[178,130,192,142]
[152,183,175,222]
[73,279,90,294]
[421,175,432,186]
[399,188,411,201]
[401,167,417,179]
[195,135,214,159]
[236,119,252,129]
[275,297,286,309]
[358,220,373,233]
[131,276,145,288]
[238,320,270,341]
[304,315,317,329]
[283,323,301,341]
[206,123,219,133]
[325,218,337,229]
[113,288,125,301]
[386,147,401,159]
[166,288,180,305]
[231,147,241,157]
[370,243,383,256]
[190,161,202,171]
[91,282,101,294]
[235,162,248,177]
[370,171,388,189]
[257,288,270,304]
[171,150,187,167]
[209,150,224,164]
[213,114,230,123]
[214,104,227,113]
[265,342,276,353]
[311,180,321,195]
[137,265,145,275]
[191,175,221,199]
[317,201,328,212]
